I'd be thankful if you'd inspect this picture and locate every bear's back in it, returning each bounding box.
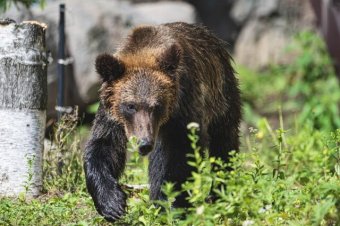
[118,22,228,58]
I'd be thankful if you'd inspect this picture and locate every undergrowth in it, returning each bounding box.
[240,31,340,131]
[118,120,340,226]
[1,110,339,225]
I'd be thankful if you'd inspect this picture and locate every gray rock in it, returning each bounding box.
[130,1,196,25]
[231,0,279,24]
[233,0,315,69]
[231,0,255,24]
[255,0,279,17]
[234,19,291,69]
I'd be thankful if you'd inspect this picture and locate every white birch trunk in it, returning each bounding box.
[0,19,47,197]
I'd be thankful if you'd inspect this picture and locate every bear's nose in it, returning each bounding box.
[138,139,154,156]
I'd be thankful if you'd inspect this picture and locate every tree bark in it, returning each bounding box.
[0,19,47,197]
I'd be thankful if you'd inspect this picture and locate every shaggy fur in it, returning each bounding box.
[84,22,241,222]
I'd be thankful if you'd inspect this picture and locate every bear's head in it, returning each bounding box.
[96,44,181,155]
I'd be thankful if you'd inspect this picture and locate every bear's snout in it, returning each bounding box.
[138,138,154,156]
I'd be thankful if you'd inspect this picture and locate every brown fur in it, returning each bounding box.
[100,69,176,131]
[100,22,237,135]
[85,22,241,222]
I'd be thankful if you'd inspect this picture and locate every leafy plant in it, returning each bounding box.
[120,119,340,225]
[0,0,45,12]
[22,154,36,195]
[238,30,340,131]
[284,31,340,131]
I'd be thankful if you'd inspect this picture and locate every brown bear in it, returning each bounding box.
[84,22,241,222]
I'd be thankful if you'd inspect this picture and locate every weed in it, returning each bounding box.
[43,107,86,193]
[22,154,36,195]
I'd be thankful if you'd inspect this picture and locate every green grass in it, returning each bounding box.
[1,117,339,225]
[1,31,340,225]
[0,192,102,225]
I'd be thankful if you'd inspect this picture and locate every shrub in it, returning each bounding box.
[239,31,340,131]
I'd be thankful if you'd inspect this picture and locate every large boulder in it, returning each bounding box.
[234,19,290,69]
[233,0,316,69]
[130,1,196,25]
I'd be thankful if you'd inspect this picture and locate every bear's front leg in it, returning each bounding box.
[84,108,127,222]
[148,120,193,208]
[148,141,192,208]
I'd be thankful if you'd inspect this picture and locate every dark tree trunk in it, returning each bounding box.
[310,0,340,79]
[0,19,47,197]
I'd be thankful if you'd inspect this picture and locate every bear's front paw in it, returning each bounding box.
[96,186,127,222]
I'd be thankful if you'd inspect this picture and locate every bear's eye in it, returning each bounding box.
[127,104,136,111]
[121,103,137,115]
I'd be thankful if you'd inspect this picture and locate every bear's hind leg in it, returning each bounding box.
[208,116,239,162]
[206,115,240,201]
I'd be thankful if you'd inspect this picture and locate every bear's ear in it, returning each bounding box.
[157,43,181,75]
[95,54,125,82]
[130,26,155,44]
